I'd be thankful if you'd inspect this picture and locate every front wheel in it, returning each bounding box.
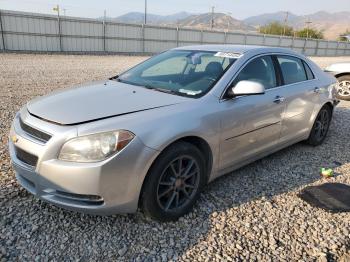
[306,105,332,146]
[335,75,350,101]
[141,142,206,221]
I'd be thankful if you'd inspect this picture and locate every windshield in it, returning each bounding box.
[117,50,237,98]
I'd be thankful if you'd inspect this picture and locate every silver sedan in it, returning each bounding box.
[325,62,350,101]
[9,45,338,221]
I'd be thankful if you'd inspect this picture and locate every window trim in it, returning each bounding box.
[302,60,315,80]
[220,52,319,101]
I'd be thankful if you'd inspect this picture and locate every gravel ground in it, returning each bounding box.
[0,53,349,262]
[310,56,350,69]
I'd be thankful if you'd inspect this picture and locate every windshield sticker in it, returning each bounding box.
[214,52,242,59]
[179,89,202,96]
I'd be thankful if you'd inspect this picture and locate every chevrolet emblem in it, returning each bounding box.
[11,135,19,143]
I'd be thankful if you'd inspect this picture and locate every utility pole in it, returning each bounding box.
[144,0,147,24]
[305,18,312,38]
[53,5,62,51]
[226,12,232,32]
[283,11,289,36]
[63,8,66,16]
[211,6,215,29]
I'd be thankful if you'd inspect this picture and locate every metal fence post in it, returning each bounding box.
[244,33,247,45]
[176,27,179,47]
[278,36,282,47]
[344,43,347,56]
[315,40,320,56]
[103,21,106,53]
[335,41,340,56]
[200,30,203,44]
[262,34,266,46]
[0,10,6,51]
[57,13,63,51]
[142,24,145,53]
[224,32,227,44]
[302,38,308,54]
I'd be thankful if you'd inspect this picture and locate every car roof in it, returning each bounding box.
[173,44,297,56]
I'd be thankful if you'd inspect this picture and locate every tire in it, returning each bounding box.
[141,141,206,221]
[306,105,332,146]
[335,75,350,101]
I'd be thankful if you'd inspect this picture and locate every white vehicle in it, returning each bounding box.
[325,63,350,101]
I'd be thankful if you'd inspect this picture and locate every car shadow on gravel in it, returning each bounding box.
[1,106,349,261]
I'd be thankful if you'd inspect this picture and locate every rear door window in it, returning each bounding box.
[277,56,307,85]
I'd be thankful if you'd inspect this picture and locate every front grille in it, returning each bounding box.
[15,146,38,167]
[19,118,51,143]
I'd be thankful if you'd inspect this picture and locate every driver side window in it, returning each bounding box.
[234,56,277,90]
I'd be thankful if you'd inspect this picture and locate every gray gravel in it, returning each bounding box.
[1,53,350,261]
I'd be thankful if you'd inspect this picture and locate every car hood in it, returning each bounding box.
[27,80,190,125]
[325,63,350,72]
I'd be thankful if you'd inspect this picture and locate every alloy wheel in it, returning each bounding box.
[156,156,200,211]
[313,109,329,142]
[336,80,350,97]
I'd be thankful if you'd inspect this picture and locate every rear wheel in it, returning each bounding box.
[306,105,332,146]
[141,142,206,221]
[335,75,350,101]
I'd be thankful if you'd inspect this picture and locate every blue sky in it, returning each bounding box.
[1,0,349,19]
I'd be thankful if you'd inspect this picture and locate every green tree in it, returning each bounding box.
[296,28,324,39]
[338,30,350,41]
[259,22,294,37]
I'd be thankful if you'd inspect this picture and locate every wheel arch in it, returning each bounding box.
[138,135,214,207]
[334,72,350,79]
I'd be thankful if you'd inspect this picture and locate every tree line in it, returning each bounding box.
[259,22,349,41]
[259,22,324,39]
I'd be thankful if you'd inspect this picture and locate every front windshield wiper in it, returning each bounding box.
[109,75,119,80]
[143,85,185,96]
[109,78,188,97]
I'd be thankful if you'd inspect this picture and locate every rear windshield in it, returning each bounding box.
[117,50,237,97]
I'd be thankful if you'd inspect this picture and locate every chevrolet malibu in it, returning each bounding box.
[9,45,338,221]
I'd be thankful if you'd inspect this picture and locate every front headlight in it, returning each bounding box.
[58,130,135,162]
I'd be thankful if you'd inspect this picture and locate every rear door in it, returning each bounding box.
[274,55,319,143]
[219,55,286,171]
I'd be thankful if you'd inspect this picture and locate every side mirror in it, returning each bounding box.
[230,80,265,96]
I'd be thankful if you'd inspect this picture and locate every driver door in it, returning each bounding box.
[219,55,286,171]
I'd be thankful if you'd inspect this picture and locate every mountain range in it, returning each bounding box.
[107,11,350,40]
[244,11,350,40]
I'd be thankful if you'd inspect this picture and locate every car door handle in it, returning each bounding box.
[314,87,321,93]
[273,96,285,104]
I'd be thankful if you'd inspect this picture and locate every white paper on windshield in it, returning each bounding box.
[179,89,202,96]
[214,52,242,59]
